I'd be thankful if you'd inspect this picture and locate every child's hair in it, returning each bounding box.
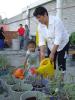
[27,39,36,47]
[19,24,23,26]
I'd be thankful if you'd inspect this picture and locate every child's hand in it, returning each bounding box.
[30,67,37,75]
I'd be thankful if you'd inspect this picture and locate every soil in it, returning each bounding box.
[7,80,15,85]
[32,84,45,91]
[33,84,45,88]
[26,97,36,100]
[14,88,24,92]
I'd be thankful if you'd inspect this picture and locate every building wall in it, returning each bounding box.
[4,0,75,36]
[29,0,56,36]
[6,13,28,31]
[8,19,26,31]
[62,0,75,35]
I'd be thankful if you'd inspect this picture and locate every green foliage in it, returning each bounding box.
[70,32,75,45]
[0,55,10,68]
[46,71,75,99]
[63,83,75,100]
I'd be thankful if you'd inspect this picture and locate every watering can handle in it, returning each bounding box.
[40,58,54,66]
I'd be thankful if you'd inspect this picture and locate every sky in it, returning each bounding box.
[0,0,38,19]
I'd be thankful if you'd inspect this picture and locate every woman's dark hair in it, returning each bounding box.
[33,6,48,17]
[0,27,4,31]
[27,39,36,47]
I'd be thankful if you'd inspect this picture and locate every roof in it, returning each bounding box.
[22,0,53,12]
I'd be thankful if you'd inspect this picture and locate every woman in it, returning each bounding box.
[0,27,5,49]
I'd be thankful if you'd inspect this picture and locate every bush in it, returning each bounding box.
[70,32,75,45]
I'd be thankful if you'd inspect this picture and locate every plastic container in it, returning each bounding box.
[0,39,4,49]
[12,39,20,50]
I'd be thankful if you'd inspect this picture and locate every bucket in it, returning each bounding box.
[36,58,55,78]
[0,39,4,49]
[12,39,20,50]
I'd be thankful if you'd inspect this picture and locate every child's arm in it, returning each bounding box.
[24,50,30,70]
[24,60,28,70]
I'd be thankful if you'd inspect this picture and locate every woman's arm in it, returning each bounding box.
[40,45,46,61]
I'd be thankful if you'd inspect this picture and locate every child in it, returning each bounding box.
[24,40,40,77]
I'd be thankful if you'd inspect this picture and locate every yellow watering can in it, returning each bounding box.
[36,58,55,78]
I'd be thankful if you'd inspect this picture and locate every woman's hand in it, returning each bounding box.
[49,52,54,63]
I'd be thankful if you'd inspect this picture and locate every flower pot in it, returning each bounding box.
[0,94,13,100]
[20,91,47,100]
[4,74,16,92]
[0,79,13,100]
[6,78,16,85]
[11,83,33,100]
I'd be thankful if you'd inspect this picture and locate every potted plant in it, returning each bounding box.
[20,91,48,100]
[3,67,17,94]
[70,32,75,49]
[11,81,33,100]
[10,67,32,100]
[5,66,17,86]
[63,83,75,100]
[0,55,10,77]
[44,71,67,99]
[0,79,12,100]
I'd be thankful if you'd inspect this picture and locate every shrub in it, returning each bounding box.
[70,32,75,45]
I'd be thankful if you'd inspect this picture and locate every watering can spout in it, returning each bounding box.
[36,58,55,78]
